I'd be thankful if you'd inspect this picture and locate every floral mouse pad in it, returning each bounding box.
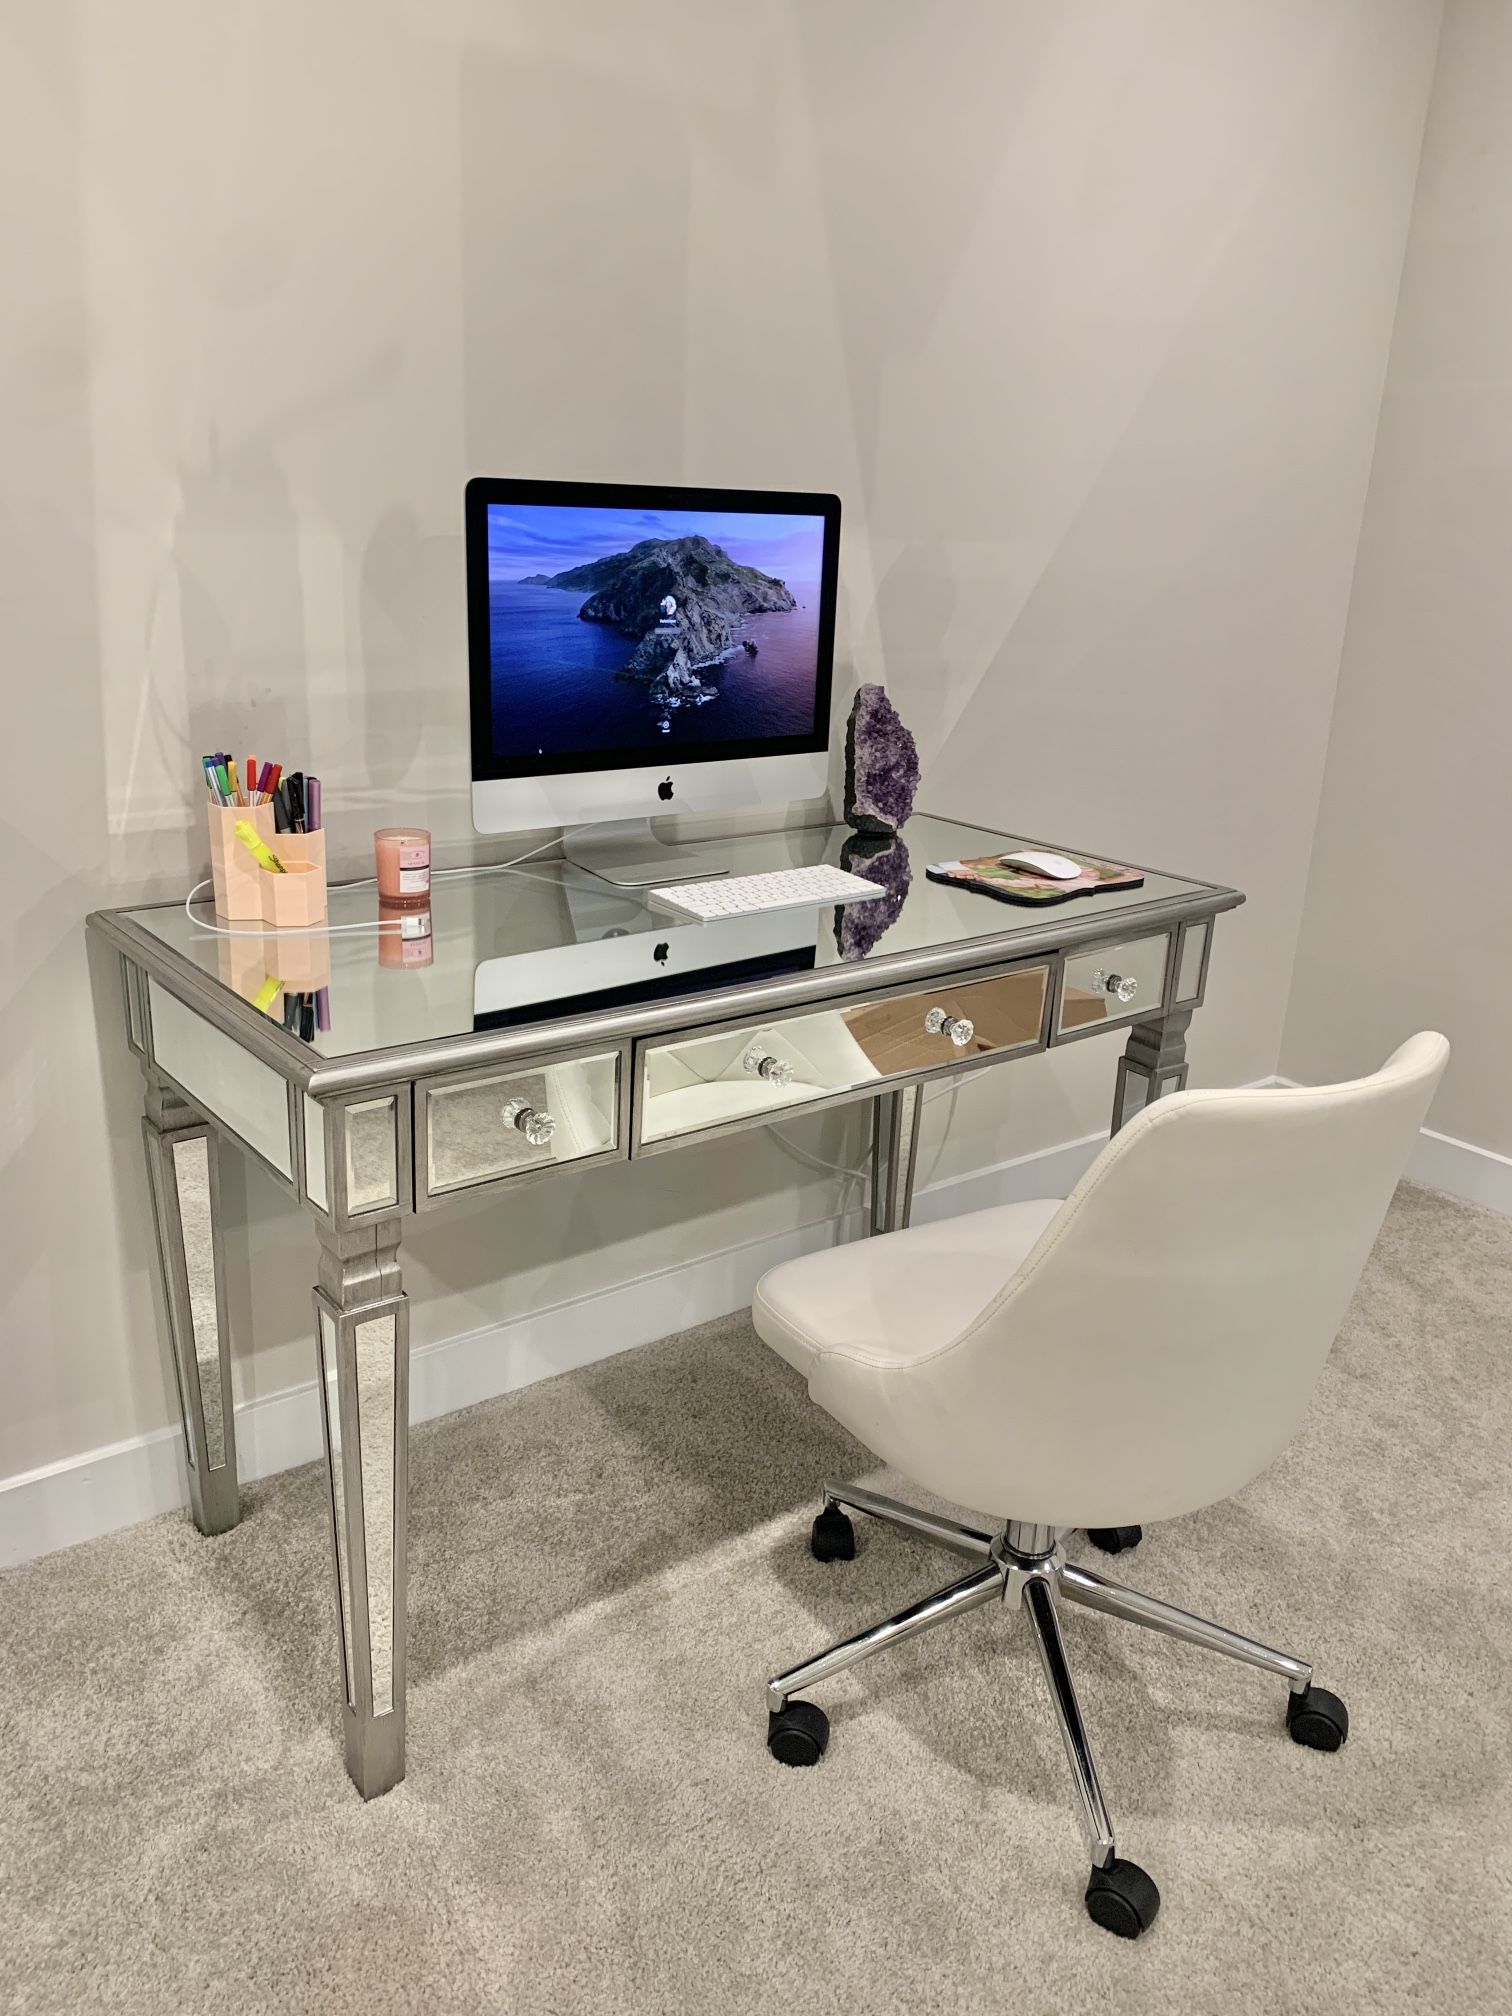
[924,851,1144,906]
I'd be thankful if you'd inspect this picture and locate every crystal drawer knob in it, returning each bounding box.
[501,1096,556,1147]
[1091,968,1138,1004]
[742,1047,794,1089]
[924,1007,974,1047]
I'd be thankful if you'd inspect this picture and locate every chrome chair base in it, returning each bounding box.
[766,1483,1347,1938]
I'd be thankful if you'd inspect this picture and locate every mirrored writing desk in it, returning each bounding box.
[88,813,1242,1798]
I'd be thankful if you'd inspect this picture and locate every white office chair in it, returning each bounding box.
[752,1033,1448,1938]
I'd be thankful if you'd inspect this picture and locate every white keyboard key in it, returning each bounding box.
[649,865,887,922]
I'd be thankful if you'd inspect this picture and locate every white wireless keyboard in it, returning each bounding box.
[649,864,888,922]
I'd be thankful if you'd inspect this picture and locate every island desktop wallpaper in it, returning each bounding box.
[485,503,827,759]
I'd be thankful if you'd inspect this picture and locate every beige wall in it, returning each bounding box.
[2,0,1440,1482]
[1283,0,1510,1155]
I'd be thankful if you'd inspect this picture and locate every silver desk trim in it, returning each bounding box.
[90,884,1241,1099]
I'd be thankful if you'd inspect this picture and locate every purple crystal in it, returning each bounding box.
[843,683,920,835]
[835,833,912,960]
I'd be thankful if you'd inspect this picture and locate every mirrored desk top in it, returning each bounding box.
[99,813,1241,1090]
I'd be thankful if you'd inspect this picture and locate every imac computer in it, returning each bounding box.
[466,477,841,886]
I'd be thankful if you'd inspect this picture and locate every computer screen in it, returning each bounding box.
[466,480,840,781]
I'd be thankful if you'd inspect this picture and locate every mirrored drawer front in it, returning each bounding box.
[1057,934,1170,1037]
[422,1052,621,1199]
[638,964,1049,1147]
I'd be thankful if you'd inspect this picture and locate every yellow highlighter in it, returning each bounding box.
[234,820,286,874]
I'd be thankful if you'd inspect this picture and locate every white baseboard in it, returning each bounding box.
[1267,1077,1512,1215]
[0,1127,1107,1569]
[1404,1126,1512,1216]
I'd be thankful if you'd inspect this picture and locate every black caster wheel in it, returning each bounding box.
[810,1505,856,1562]
[1287,1684,1349,1751]
[1084,1858,1161,1939]
[1087,1525,1143,1554]
[767,1700,829,1767]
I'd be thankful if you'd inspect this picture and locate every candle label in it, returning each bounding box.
[396,841,430,896]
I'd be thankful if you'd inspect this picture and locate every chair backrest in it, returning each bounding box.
[837,1035,1449,1527]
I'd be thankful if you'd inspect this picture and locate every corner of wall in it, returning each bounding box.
[1275,1,1449,1087]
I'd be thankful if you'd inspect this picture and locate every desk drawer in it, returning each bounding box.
[418,1050,623,1204]
[636,964,1050,1150]
[1056,933,1170,1038]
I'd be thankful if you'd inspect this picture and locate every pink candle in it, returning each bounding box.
[374,826,431,908]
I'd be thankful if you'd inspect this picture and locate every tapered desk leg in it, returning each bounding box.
[313,1217,409,1800]
[141,1074,240,1534]
[892,1083,922,1229]
[869,1084,922,1236]
[1112,1008,1192,1135]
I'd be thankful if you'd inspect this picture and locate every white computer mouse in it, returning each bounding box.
[999,848,1082,881]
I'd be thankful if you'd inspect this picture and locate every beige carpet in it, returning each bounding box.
[3,1184,1510,2015]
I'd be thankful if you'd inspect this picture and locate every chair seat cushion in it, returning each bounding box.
[753,1197,1064,1382]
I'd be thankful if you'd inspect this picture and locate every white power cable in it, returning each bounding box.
[182,835,561,939]
[769,1073,962,1214]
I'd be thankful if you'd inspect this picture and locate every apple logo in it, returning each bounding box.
[653,942,670,965]
[658,777,674,802]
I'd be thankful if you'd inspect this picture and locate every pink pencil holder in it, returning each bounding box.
[278,828,327,880]
[208,803,276,920]
[261,856,328,929]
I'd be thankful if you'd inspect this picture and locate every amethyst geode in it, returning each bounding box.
[834,832,912,960]
[843,683,919,835]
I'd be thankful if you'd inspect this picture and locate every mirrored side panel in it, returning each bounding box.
[1114,1059,1188,1133]
[1123,1071,1151,1129]
[317,1306,354,1709]
[345,1097,399,1214]
[148,979,294,1178]
[171,1135,226,1470]
[1176,920,1209,1004]
[304,1094,329,1211]
[355,1314,397,1718]
[143,1137,195,1470]
[122,958,147,1055]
